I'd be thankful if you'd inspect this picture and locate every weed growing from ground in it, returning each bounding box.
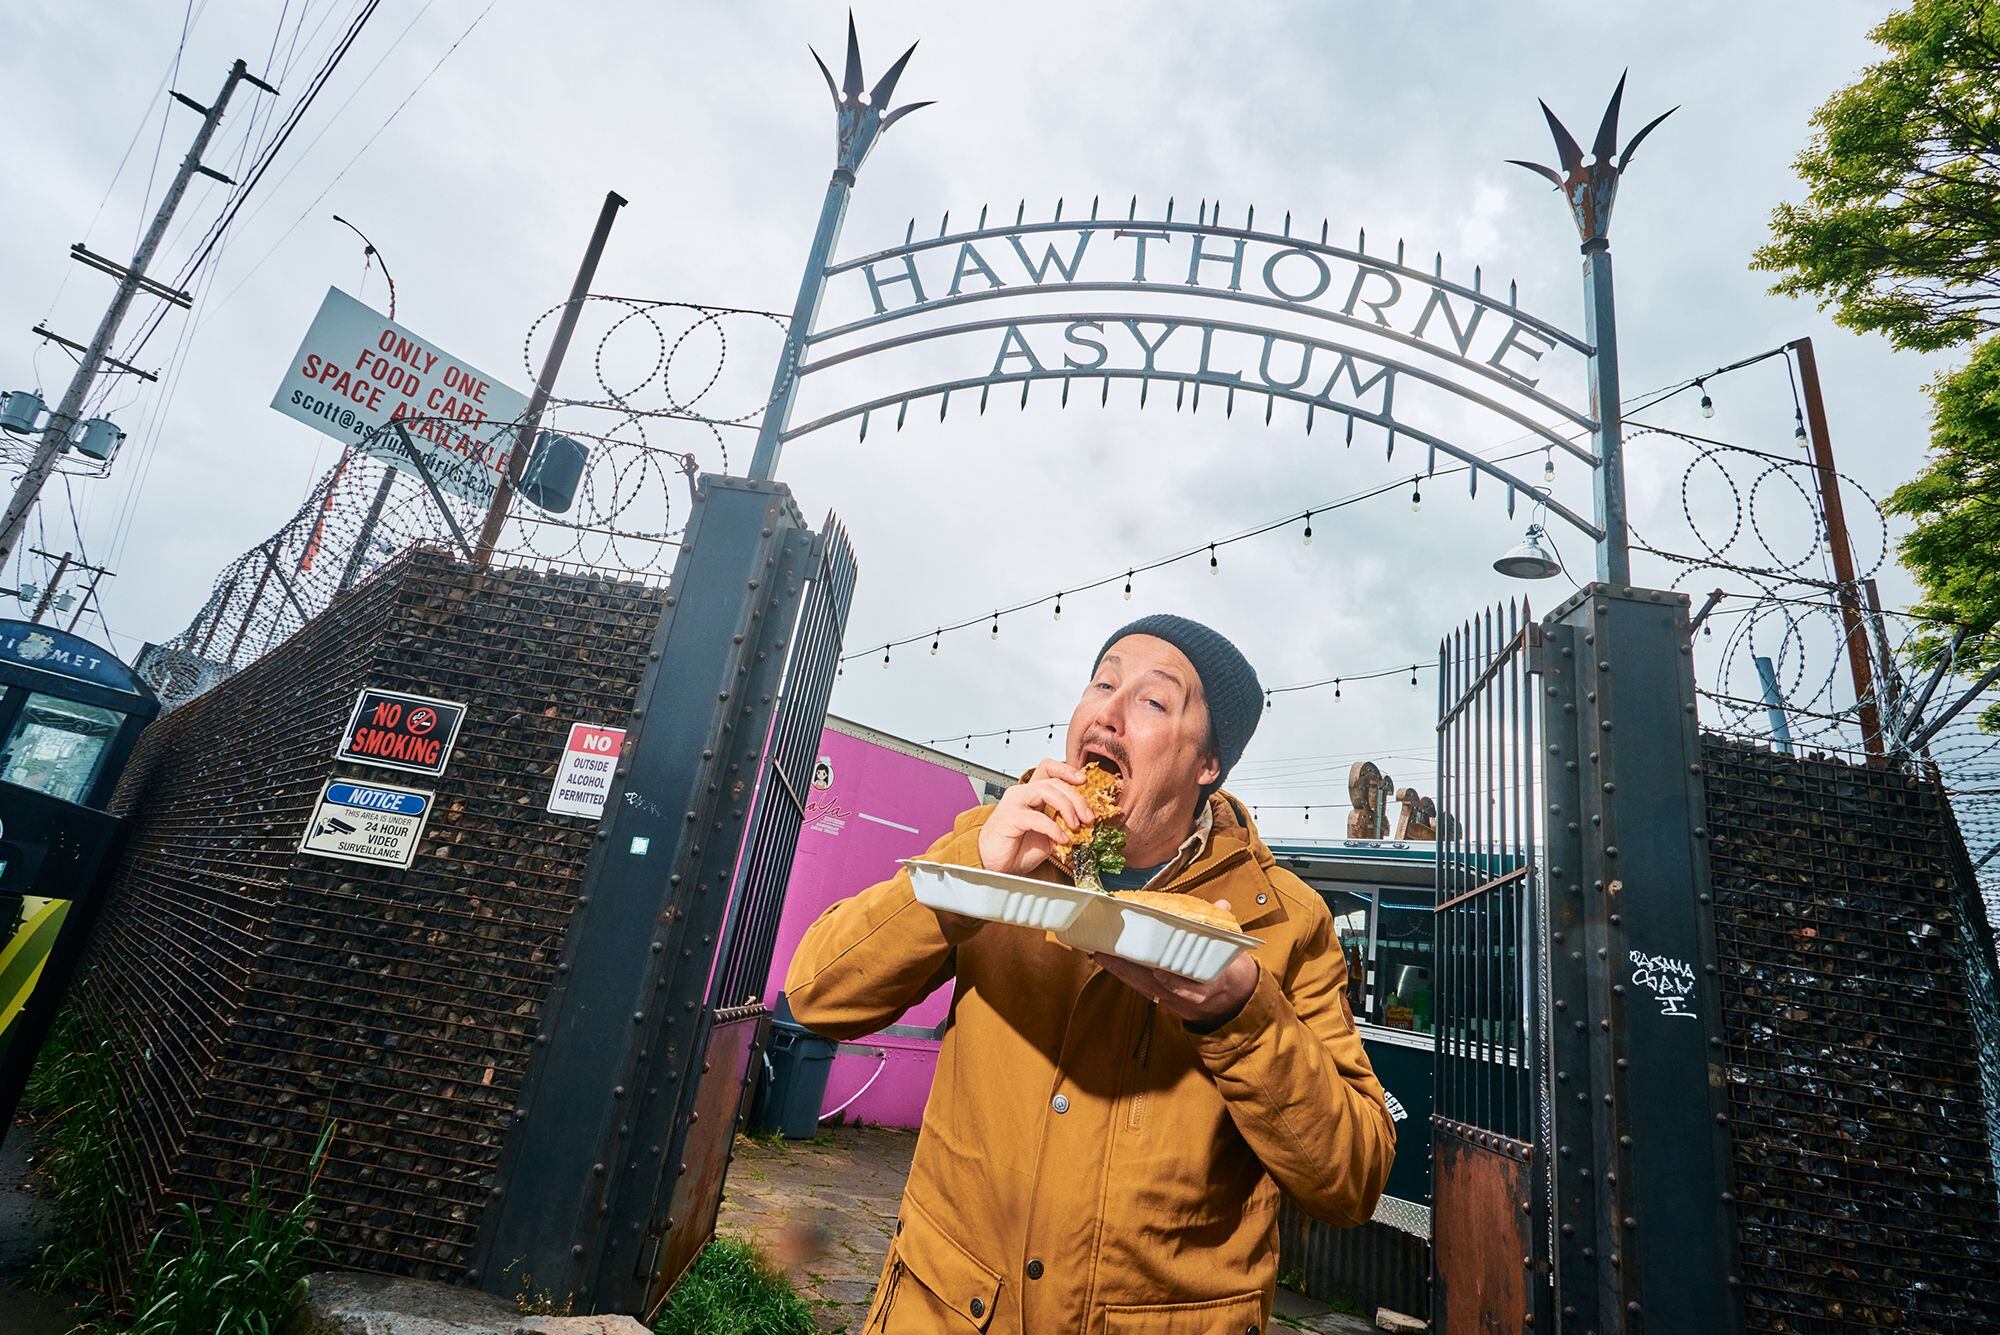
[653,1233,817,1335]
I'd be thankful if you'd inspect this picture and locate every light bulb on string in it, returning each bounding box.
[883,647,891,668]
[1410,478,1422,511]
[1209,543,1218,573]
[1334,678,1342,700]
[1046,725,1055,743]
[1304,806,1311,823]
[1697,378,1714,418]
[1004,730,1011,746]
[1053,594,1063,621]
[990,613,1000,640]
[1410,664,1419,688]
[1264,691,1273,711]
[931,631,940,655]
[1124,571,1133,600]
[1543,448,1555,483]
[1302,512,1313,545]
[1794,412,1808,444]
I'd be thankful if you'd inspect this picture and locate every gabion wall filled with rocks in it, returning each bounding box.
[75,546,658,1287]
[1704,738,2000,1330]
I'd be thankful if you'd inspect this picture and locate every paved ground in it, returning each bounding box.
[714,1124,1379,1334]
[0,1122,95,1335]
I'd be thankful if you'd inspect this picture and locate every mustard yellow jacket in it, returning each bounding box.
[783,793,1395,1335]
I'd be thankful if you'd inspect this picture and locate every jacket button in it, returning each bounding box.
[1256,892,1268,905]
[970,1297,984,1318]
[1247,1326,1258,1335]
[1050,1094,1070,1114]
[1026,1259,1044,1280]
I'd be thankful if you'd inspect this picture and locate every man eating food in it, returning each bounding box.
[784,614,1395,1334]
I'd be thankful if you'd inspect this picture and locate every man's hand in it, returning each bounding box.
[977,758,1097,877]
[1092,900,1259,1030]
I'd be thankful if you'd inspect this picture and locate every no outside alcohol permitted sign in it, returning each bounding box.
[547,722,626,817]
[338,687,466,777]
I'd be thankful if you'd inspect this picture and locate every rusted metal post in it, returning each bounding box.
[223,540,277,665]
[338,467,396,594]
[1787,337,1883,755]
[472,191,626,561]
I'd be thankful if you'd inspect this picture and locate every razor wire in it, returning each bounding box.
[140,300,792,707]
[1624,423,2000,905]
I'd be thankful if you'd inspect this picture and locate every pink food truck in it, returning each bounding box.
[761,716,1011,1129]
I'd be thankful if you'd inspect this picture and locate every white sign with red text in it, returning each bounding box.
[270,287,530,505]
[546,722,627,818]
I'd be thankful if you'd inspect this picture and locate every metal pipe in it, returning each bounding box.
[1892,624,1970,755]
[1902,657,2000,754]
[1754,655,1794,755]
[1581,240,1630,584]
[1788,337,1883,755]
[389,422,472,559]
[473,190,626,561]
[749,173,856,481]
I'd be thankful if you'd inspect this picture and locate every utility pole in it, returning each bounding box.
[0,59,276,571]
[472,191,626,562]
[1787,336,1884,757]
[23,547,114,628]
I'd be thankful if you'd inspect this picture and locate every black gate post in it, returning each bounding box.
[474,474,820,1313]
[1541,585,1743,1333]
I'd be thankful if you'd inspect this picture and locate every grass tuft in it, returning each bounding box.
[653,1234,818,1335]
[123,1122,334,1335]
[29,1031,128,1299]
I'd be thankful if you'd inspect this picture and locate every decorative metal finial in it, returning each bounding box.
[811,12,933,179]
[1508,72,1675,246]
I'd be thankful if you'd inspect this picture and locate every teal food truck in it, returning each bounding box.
[1268,836,1436,1320]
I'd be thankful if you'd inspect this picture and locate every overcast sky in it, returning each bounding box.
[1,1,1948,833]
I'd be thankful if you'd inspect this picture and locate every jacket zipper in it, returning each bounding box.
[1126,1000,1155,1131]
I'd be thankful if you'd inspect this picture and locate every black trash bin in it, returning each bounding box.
[752,995,837,1139]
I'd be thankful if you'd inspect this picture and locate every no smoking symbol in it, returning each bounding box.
[406,708,438,735]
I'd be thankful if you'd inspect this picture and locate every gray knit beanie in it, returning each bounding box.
[1095,614,1262,797]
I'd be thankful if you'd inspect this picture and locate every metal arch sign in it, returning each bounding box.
[748,18,1671,582]
[788,209,1602,539]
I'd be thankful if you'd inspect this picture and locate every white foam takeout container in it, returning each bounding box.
[902,859,1261,983]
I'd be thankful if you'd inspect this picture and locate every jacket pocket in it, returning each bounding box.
[1102,1289,1267,1335]
[875,1196,1002,1332]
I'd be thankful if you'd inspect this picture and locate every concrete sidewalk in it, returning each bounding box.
[714,1124,1378,1334]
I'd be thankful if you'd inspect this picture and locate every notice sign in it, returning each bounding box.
[338,688,466,777]
[300,779,433,868]
[546,722,627,818]
[270,287,530,506]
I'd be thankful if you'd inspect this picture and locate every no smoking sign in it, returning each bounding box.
[337,687,467,777]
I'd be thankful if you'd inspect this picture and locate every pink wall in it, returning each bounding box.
[763,726,993,1128]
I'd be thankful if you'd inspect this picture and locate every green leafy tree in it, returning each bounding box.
[1887,340,2000,725]
[1755,0,2000,720]
[1754,0,2000,351]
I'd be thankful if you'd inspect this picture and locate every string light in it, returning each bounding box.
[1004,729,1011,745]
[1264,690,1273,711]
[883,647,892,667]
[1302,511,1314,544]
[1123,570,1133,600]
[1209,543,1218,572]
[1053,593,1063,621]
[1304,806,1312,822]
[1410,478,1422,511]
[1335,678,1342,699]
[1543,447,1555,483]
[1697,377,1714,418]
[931,630,940,655]
[990,612,1000,639]
[1794,411,1808,444]
[1409,664,1418,687]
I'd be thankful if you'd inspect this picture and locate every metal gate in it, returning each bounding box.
[1434,587,1744,1335]
[1433,600,1550,1332]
